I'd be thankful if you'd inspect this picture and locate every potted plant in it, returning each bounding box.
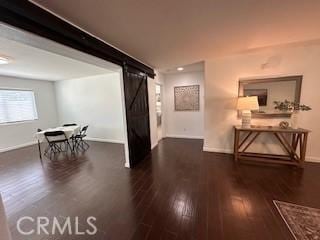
[274,100,311,129]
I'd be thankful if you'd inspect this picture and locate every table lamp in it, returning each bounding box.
[237,96,259,128]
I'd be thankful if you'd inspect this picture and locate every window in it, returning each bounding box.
[0,89,38,124]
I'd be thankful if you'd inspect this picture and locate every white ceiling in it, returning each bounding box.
[32,0,320,70]
[0,36,112,81]
[162,61,204,74]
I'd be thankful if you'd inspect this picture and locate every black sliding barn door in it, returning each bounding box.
[123,66,151,167]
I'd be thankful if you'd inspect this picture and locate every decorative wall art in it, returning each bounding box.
[174,85,200,111]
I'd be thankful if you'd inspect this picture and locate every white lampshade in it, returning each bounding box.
[237,96,259,111]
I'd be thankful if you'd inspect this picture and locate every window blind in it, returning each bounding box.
[0,89,38,124]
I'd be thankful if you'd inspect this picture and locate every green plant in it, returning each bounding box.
[274,100,311,112]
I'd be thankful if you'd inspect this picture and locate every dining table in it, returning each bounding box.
[34,125,81,160]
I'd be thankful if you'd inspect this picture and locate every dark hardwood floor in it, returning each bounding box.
[1,138,320,240]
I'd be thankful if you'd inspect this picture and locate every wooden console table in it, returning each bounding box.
[234,125,310,167]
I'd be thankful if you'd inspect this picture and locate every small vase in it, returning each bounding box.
[290,111,299,129]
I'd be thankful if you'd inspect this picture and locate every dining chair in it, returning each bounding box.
[74,125,89,151]
[62,124,78,147]
[37,129,43,161]
[44,131,72,158]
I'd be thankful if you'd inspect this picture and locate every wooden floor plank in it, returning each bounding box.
[0,139,319,239]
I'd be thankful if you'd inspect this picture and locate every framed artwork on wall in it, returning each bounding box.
[174,85,200,111]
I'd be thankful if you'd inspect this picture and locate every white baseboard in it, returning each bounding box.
[84,137,124,144]
[0,141,37,153]
[306,156,320,163]
[165,134,204,139]
[203,146,233,154]
[124,162,130,168]
[151,142,158,149]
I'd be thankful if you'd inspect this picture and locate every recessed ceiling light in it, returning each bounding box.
[0,56,10,65]
[177,67,184,71]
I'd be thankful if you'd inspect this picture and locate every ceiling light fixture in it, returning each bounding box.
[177,67,184,71]
[0,56,10,65]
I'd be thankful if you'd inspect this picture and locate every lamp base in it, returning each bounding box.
[241,110,252,128]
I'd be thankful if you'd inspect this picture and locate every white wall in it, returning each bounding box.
[0,75,58,151]
[55,73,125,143]
[164,71,204,139]
[204,43,320,162]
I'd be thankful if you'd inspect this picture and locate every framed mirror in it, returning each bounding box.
[238,75,302,118]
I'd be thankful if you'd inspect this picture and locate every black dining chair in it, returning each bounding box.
[37,128,43,160]
[62,123,77,127]
[62,123,78,146]
[44,131,72,158]
[74,125,89,151]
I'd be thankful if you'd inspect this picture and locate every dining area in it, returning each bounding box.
[35,124,89,160]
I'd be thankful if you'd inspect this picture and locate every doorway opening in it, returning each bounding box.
[0,23,130,167]
[156,84,163,141]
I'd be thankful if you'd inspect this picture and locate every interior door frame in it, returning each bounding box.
[155,83,164,141]
[119,68,131,168]
[0,0,155,168]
